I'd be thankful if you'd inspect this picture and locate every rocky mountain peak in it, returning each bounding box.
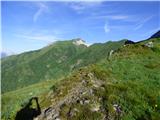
[72,38,86,46]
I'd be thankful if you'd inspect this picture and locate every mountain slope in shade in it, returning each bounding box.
[1,39,125,93]
[149,30,160,39]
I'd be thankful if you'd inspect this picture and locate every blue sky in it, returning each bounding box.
[1,1,160,53]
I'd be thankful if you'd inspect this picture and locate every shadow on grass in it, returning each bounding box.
[15,97,41,120]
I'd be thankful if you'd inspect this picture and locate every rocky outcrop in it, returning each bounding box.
[145,41,154,48]
[72,38,86,46]
[35,72,109,120]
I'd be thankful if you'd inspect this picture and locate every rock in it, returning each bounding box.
[52,112,59,119]
[82,91,87,95]
[80,100,84,105]
[98,97,102,101]
[93,84,99,88]
[72,38,86,46]
[145,41,153,48]
[73,108,79,113]
[88,73,94,79]
[55,118,60,120]
[109,50,114,57]
[84,100,90,104]
[91,104,100,112]
[59,91,63,95]
[67,107,76,118]
[89,89,94,96]
[82,80,87,85]
[113,104,122,114]
[44,107,52,117]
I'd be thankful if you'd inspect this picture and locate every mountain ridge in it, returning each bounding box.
[36,37,160,120]
[2,31,160,120]
[2,37,160,120]
[150,30,160,39]
[2,39,125,93]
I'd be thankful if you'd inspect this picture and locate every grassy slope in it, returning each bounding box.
[1,40,87,93]
[92,39,160,119]
[2,40,124,93]
[2,78,61,120]
[52,38,160,120]
[2,38,160,120]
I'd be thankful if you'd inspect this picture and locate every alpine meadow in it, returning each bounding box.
[1,1,160,120]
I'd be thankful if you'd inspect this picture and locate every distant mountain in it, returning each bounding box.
[149,30,160,39]
[1,52,8,58]
[1,39,125,93]
[0,51,14,58]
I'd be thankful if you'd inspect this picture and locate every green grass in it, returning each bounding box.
[1,40,87,93]
[2,38,160,120]
[1,79,60,120]
[1,39,124,93]
[90,41,160,119]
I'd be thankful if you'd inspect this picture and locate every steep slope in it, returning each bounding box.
[2,39,125,93]
[1,40,87,93]
[2,38,160,120]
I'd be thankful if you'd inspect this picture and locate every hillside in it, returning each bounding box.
[2,39,125,93]
[2,37,160,120]
[35,38,160,120]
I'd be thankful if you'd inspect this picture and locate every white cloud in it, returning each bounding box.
[134,15,154,30]
[104,22,110,33]
[33,2,49,22]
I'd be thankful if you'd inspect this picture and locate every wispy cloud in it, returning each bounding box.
[68,2,102,13]
[134,15,154,30]
[14,34,59,43]
[1,48,15,55]
[33,2,49,22]
[140,27,160,38]
[104,22,110,33]
[148,27,160,34]
[107,15,129,20]
[89,14,129,20]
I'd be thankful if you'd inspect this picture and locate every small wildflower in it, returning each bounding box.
[155,104,158,107]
